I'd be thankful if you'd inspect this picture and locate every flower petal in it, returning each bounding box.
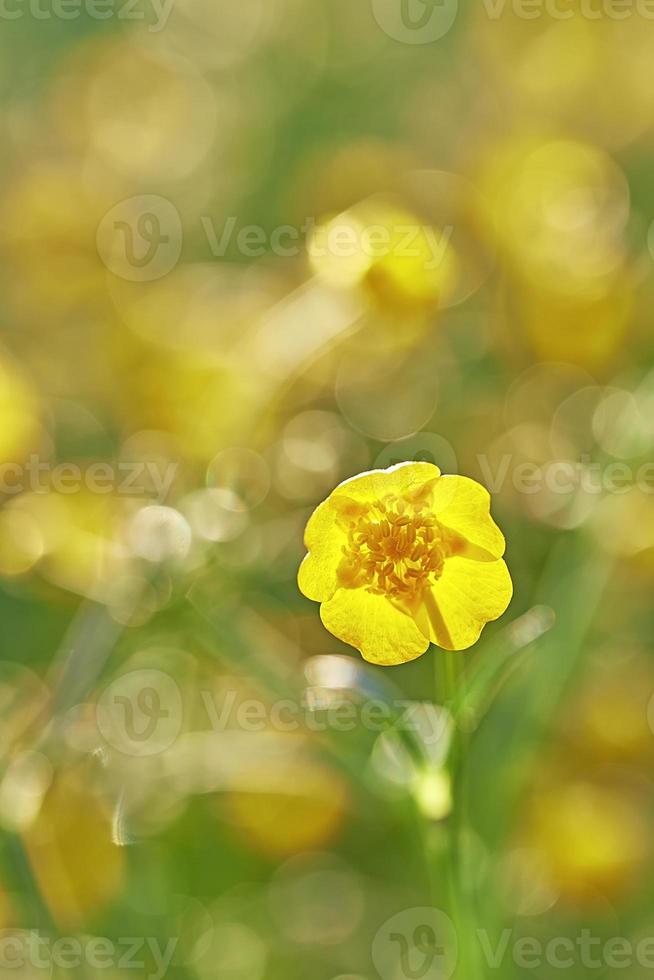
[332,461,441,505]
[419,556,513,651]
[431,476,506,559]
[320,587,430,666]
[297,498,348,603]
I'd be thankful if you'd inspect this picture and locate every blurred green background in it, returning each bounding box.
[1,1,654,978]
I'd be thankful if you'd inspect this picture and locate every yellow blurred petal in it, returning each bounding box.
[23,769,124,929]
[320,587,430,666]
[224,759,348,858]
[432,476,506,559]
[0,359,39,461]
[332,461,441,505]
[421,557,513,651]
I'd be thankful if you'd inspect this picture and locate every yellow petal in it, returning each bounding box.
[298,498,348,603]
[419,557,513,651]
[332,461,441,505]
[320,587,430,666]
[431,476,506,559]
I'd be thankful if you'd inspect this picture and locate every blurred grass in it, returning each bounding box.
[0,1,653,978]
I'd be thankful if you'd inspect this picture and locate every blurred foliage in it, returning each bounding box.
[0,1,653,979]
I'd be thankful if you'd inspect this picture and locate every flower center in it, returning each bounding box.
[336,493,460,599]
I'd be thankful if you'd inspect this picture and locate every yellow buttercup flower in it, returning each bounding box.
[298,462,512,666]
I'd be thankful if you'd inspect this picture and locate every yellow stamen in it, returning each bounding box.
[336,491,457,599]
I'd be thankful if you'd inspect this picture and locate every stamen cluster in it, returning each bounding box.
[337,494,457,599]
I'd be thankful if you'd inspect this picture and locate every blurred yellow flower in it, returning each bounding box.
[223,756,349,859]
[520,779,650,905]
[309,201,458,316]
[298,462,512,665]
[23,767,125,928]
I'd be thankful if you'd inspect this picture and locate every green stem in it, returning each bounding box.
[424,591,477,980]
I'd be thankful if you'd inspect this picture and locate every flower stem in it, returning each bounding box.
[424,591,476,980]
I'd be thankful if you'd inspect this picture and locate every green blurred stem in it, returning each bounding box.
[424,590,476,980]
